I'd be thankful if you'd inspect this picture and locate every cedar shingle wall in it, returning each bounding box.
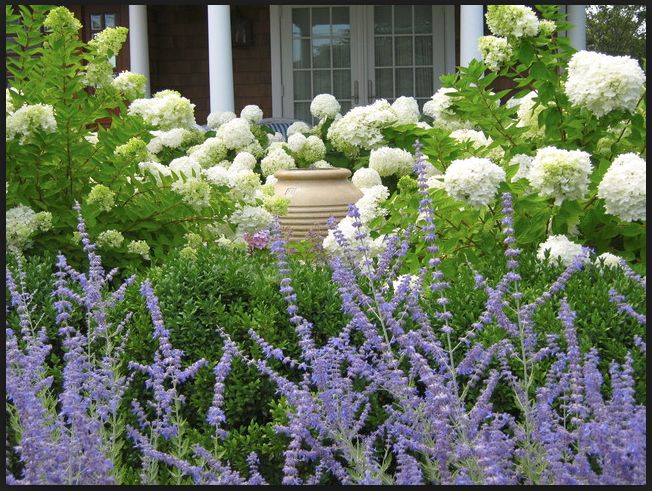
[232,6,273,118]
[147,5,210,123]
[147,5,272,124]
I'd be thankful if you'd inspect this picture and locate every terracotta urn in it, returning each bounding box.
[273,168,363,241]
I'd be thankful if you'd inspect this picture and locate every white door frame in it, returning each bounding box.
[270,5,456,118]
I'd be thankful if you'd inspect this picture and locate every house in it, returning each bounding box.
[67,4,587,125]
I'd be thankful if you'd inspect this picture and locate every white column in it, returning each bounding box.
[459,5,485,67]
[207,5,234,113]
[566,5,586,51]
[128,5,151,97]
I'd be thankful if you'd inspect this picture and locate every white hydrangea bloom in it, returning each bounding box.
[203,165,231,187]
[485,5,540,38]
[215,117,256,150]
[240,104,264,123]
[147,128,192,154]
[84,132,99,145]
[597,153,646,222]
[311,160,332,168]
[390,96,420,124]
[128,91,196,130]
[564,50,645,117]
[6,88,16,114]
[287,133,307,153]
[6,205,52,251]
[368,147,414,177]
[230,205,273,233]
[170,177,212,208]
[352,168,382,189]
[443,157,506,208]
[6,103,57,144]
[392,274,420,292]
[527,147,593,205]
[449,128,504,161]
[427,175,445,189]
[240,139,265,159]
[138,161,172,185]
[355,184,390,223]
[232,151,257,170]
[310,93,340,120]
[509,153,534,182]
[265,175,278,187]
[478,36,513,71]
[322,215,386,259]
[206,110,236,130]
[286,121,311,137]
[514,91,546,138]
[539,19,557,36]
[169,156,201,178]
[111,71,146,100]
[326,99,396,155]
[422,88,472,131]
[227,168,261,200]
[188,137,229,168]
[536,234,585,267]
[97,229,125,249]
[595,252,624,269]
[127,240,150,260]
[299,135,327,163]
[260,147,296,176]
[267,132,285,143]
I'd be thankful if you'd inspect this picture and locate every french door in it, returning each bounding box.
[278,5,453,123]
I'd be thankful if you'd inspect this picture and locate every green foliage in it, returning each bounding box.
[5,6,238,271]
[587,5,647,63]
[378,5,645,272]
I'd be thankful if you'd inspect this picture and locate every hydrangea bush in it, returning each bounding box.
[286,4,645,271]
[5,6,287,268]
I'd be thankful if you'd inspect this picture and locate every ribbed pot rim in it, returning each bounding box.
[274,167,352,180]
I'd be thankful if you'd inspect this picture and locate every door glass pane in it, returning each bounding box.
[413,5,432,34]
[376,68,393,99]
[371,5,436,103]
[290,6,354,117]
[340,101,352,114]
[374,37,392,67]
[333,42,350,68]
[394,5,412,34]
[414,36,432,66]
[333,70,351,99]
[90,14,102,30]
[331,8,350,37]
[415,68,433,97]
[394,37,413,66]
[396,68,413,95]
[374,6,392,34]
[312,38,331,68]
[293,71,311,100]
[293,39,311,69]
[294,102,311,123]
[292,9,310,37]
[311,8,330,37]
[104,14,116,28]
[313,70,332,94]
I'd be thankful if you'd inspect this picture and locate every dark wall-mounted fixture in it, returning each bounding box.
[231,7,253,48]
